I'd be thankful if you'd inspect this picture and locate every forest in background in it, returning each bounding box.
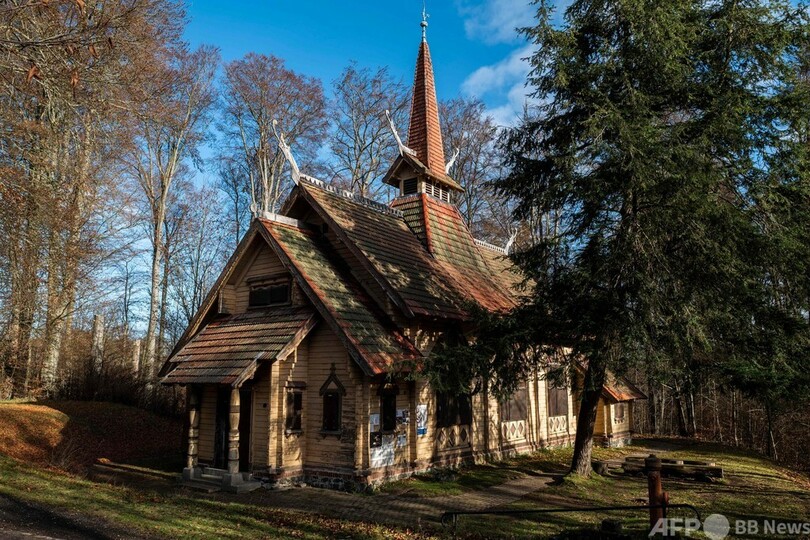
[0,0,510,404]
[1,0,808,476]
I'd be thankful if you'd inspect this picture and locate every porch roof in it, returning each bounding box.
[161,306,317,387]
[602,371,647,402]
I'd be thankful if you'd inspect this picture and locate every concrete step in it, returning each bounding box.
[201,473,223,482]
[201,467,228,478]
[180,479,221,493]
[224,480,262,494]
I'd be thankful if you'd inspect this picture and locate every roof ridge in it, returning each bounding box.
[299,176,404,218]
[473,238,508,255]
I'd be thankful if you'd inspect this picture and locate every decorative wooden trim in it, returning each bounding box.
[229,314,318,389]
[319,363,346,396]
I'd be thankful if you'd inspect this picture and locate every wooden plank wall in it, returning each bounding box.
[198,385,217,462]
[413,379,436,464]
[302,325,359,468]
[231,242,305,313]
[278,344,308,469]
[251,365,271,469]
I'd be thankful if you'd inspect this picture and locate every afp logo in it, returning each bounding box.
[649,514,730,539]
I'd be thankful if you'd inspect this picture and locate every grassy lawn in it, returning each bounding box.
[448,439,810,538]
[2,401,808,539]
[380,463,525,497]
[0,455,432,539]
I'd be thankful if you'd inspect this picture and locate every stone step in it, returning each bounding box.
[225,480,262,494]
[180,479,221,493]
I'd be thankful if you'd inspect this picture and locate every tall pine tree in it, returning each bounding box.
[424,0,810,475]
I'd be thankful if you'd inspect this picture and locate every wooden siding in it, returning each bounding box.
[303,324,360,468]
[198,385,217,462]
[251,364,271,469]
[230,241,304,314]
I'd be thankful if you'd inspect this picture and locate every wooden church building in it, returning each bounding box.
[159,23,644,492]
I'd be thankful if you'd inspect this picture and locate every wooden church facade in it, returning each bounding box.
[159,27,643,492]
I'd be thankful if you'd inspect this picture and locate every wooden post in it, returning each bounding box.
[187,386,200,469]
[228,387,240,474]
[646,454,664,530]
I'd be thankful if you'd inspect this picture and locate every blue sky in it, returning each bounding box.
[183,0,545,126]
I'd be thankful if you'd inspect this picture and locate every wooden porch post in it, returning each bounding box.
[187,386,200,469]
[228,387,240,474]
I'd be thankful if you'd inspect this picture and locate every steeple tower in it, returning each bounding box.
[407,12,446,176]
[383,12,463,202]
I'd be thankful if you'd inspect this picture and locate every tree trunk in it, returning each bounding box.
[570,357,607,476]
[765,403,778,460]
[142,218,164,381]
[647,378,658,435]
[91,313,105,377]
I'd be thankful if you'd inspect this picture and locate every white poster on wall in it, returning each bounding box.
[370,434,395,467]
[416,404,428,436]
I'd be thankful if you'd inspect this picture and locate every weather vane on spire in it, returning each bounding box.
[421,1,429,41]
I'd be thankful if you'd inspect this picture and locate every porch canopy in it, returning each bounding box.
[602,371,646,403]
[160,306,317,387]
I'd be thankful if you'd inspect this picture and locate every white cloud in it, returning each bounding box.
[461,45,536,126]
[487,81,539,126]
[457,0,536,45]
[457,0,574,126]
[461,44,534,96]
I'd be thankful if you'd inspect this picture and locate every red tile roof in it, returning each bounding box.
[161,307,317,386]
[259,218,423,375]
[392,194,516,313]
[408,40,445,178]
[298,184,467,320]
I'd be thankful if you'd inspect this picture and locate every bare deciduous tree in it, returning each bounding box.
[328,64,409,200]
[220,53,328,214]
[439,96,502,236]
[126,45,218,381]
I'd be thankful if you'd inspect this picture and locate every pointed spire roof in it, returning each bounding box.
[406,32,446,177]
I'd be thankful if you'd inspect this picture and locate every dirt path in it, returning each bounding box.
[0,496,100,540]
[235,471,560,528]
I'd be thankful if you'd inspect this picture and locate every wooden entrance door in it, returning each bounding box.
[238,389,252,471]
[213,387,230,469]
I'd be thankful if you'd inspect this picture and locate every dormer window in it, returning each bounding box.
[248,279,291,308]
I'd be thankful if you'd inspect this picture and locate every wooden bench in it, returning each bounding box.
[593,455,723,480]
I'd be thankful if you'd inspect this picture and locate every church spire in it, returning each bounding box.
[406,13,446,177]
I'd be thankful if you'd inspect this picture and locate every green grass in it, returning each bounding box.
[447,439,810,539]
[0,456,432,539]
[380,463,524,497]
[1,433,808,539]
